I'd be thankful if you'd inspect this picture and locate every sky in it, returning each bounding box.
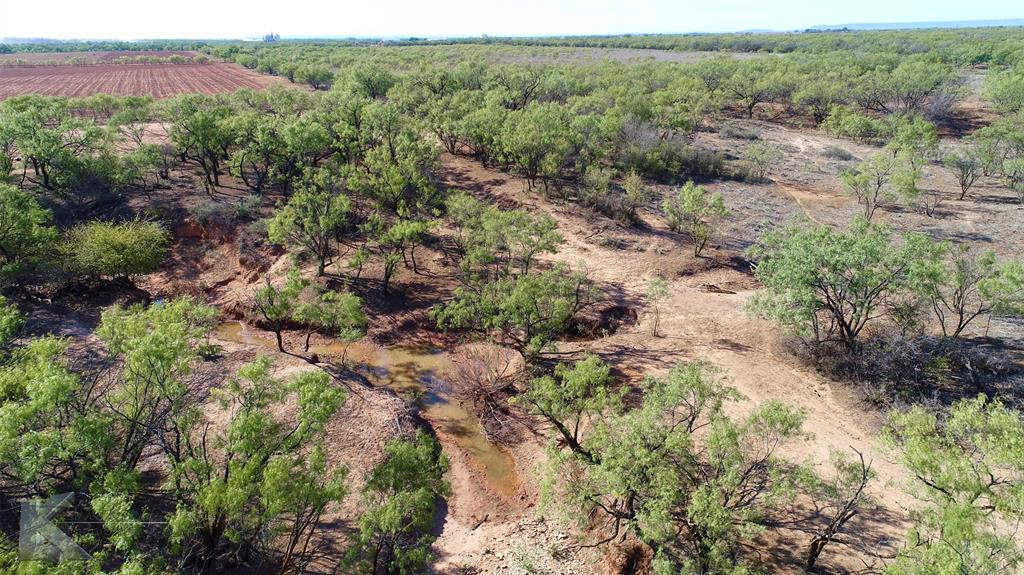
[2,0,1023,40]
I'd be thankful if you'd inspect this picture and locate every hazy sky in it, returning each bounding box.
[3,0,1023,40]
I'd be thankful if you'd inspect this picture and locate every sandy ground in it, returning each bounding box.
[432,153,920,574]
[423,104,1023,571]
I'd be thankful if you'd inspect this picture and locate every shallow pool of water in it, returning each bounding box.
[213,321,520,497]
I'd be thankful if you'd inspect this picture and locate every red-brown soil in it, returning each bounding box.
[0,62,290,99]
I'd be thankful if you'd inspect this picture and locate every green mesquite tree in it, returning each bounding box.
[662,181,729,257]
[0,183,58,285]
[540,360,807,574]
[346,431,450,575]
[884,395,1024,575]
[748,217,929,348]
[267,170,352,276]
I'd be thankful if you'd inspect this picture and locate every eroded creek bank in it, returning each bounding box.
[214,321,521,498]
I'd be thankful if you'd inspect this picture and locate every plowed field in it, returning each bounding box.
[0,62,289,99]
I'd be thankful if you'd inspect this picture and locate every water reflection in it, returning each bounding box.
[214,321,520,497]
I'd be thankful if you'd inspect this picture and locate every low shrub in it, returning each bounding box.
[721,125,761,140]
[790,331,1017,408]
[234,194,263,221]
[616,121,726,183]
[190,195,263,228]
[822,146,856,161]
[821,106,894,144]
[190,201,232,228]
[618,141,725,183]
[63,220,170,282]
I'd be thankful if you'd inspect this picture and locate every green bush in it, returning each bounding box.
[618,141,725,184]
[821,106,893,144]
[721,125,761,140]
[64,220,170,281]
[189,200,232,228]
[190,195,262,228]
[0,296,23,346]
[822,146,856,161]
[0,183,58,285]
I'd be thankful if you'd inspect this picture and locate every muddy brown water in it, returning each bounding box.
[213,321,520,497]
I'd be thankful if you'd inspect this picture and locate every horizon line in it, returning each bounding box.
[3,16,1023,43]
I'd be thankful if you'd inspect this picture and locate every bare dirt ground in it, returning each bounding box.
[704,116,1024,259]
[433,153,916,574]
[0,62,290,99]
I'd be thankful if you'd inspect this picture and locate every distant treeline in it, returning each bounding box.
[0,39,223,54]
[424,27,1024,65]
[6,25,1024,66]
[199,26,1024,66]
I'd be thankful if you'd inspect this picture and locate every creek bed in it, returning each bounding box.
[214,321,520,497]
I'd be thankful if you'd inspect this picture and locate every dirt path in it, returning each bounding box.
[437,154,915,573]
[774,181,836,225]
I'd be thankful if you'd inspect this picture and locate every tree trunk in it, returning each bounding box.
[805,537,827,571]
